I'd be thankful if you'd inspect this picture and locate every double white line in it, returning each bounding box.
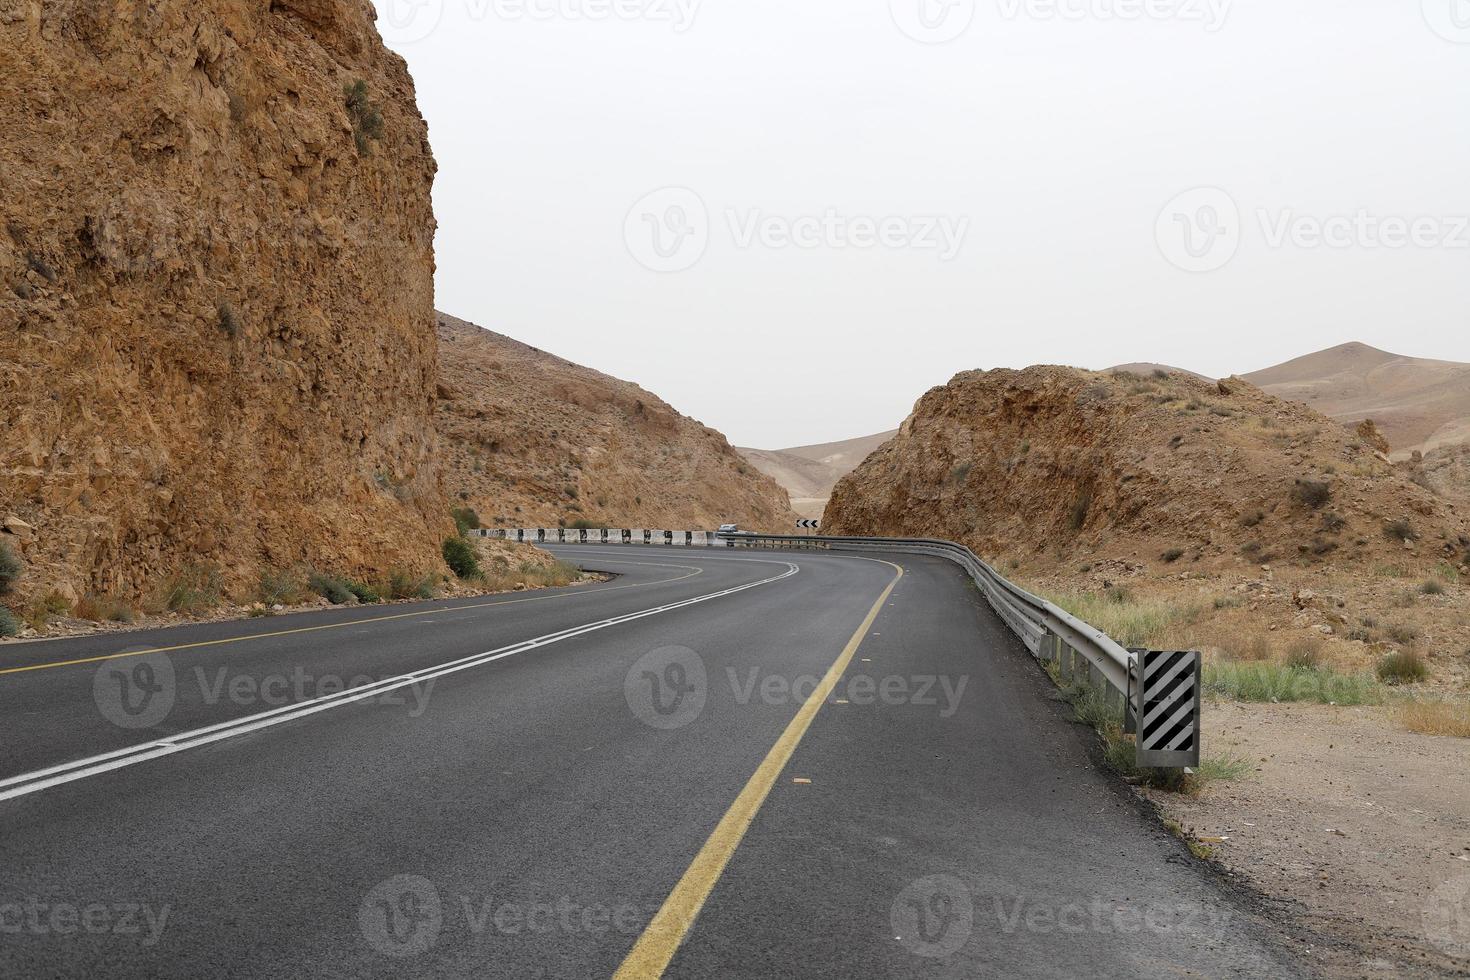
[0,561,799,804]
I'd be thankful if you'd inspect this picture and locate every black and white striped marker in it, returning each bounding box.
[1134,650,1201,768]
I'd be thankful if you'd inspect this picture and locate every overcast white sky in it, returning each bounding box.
[373,0,1469,448]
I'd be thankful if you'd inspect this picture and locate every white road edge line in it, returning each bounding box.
[0,560,800,804]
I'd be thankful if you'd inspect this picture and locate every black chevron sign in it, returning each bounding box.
[1135,650,1201,768]
[795,519,820,529]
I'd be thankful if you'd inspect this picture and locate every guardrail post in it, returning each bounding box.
[1058,642,1073,683]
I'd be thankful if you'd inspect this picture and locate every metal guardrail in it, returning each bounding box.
[735,533,1134,704]
[478,527,1198,769]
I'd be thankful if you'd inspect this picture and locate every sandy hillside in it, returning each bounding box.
[0,1,447,608]
[1244,342,1470,459]
[737,430,896,521]
[436,313,796,530]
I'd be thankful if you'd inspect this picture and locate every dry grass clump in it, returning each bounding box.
[76,594,135,623]
[1284,637,1324,670]
[1400,700,1470,738]
[1047,589,1201,649]
[151,564,224,614]
[1376,649,1430,685]
[483,560,581,592]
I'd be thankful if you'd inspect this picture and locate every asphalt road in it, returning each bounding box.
[0,545,1306,978]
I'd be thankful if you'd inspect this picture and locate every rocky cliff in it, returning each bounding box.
[825,367,1470,572]
[436,313,796,530]
[0,0,447,606]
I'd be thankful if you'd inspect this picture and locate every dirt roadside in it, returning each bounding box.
[1143,701,1470,978]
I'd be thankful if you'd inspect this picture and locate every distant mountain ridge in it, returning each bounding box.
[1242,342,1470,458]
[737,430,897,521]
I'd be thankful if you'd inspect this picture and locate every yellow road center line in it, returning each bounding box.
[612,559,903,980]
[0,564,705,677]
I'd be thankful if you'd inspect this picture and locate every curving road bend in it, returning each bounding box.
[0,546,1305,978]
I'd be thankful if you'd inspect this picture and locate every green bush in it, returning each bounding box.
[451,507,481,537]
[0,607,20,637]
[258,567,306,606]
[307,571,354,605]
[159,564,224,614]
[388,569,435,601]
[443,537,481,579]
[346,579,381,604]
[1204,662,1381,705]
[1377,650,1429,685]
[0,541,22,594]
[344,80,385,155]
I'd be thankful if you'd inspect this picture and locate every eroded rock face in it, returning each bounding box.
[436,313,798,531]
[0,1,447,602]
[824,367,1470,570]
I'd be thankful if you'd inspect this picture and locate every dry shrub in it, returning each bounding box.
[1400,701,1470,738]
[1212,631,1273,662]
[1377,650,1429,685]
[75,594,135,623]
[1284,637,1324,670]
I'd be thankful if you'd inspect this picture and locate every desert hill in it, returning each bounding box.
[436,314,796,530]
[0,1,446,606]
[737,430,897,521]
[1243,342,1470,458]
[824,366,1468,574]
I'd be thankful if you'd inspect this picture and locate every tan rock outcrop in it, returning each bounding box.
[0,1,448,603]
[824,366,1470,571]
